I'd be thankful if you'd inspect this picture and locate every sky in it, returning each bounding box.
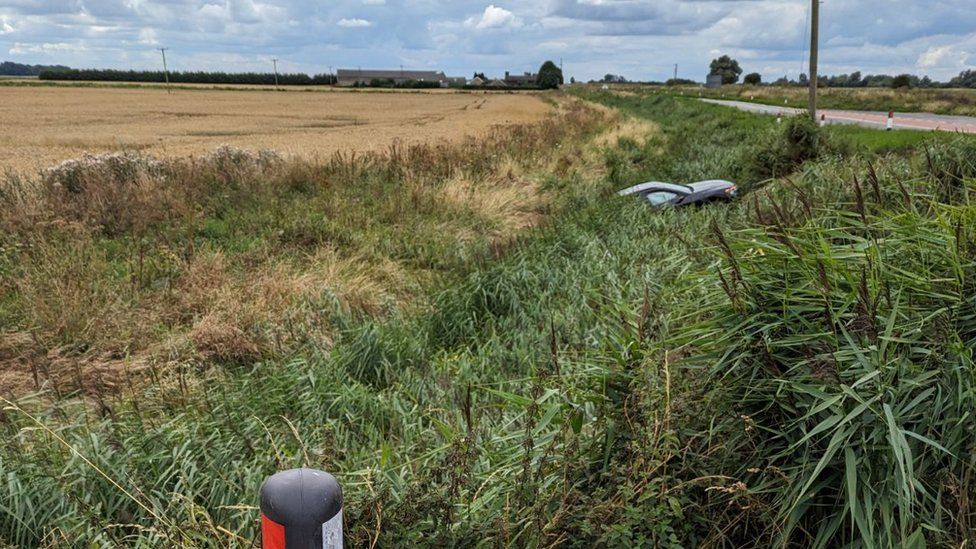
[0,0,974,82]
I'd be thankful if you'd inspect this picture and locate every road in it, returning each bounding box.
[700,98,976,134]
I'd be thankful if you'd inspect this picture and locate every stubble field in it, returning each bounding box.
[0,84,550,173]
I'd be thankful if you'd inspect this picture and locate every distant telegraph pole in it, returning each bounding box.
[272,57,279,89]
[158,47,170,93]
[674,63,678,82]
[808,0,819,122]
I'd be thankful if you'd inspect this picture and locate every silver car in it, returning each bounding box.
[618,180,739,207]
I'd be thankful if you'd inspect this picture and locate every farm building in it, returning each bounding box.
[504,71,538,87]
[705,74,724,89]
[336,68,448,87]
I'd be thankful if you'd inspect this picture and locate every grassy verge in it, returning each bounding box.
[664,83,976,117]
[829,124,934,153]
[2,90,975,546]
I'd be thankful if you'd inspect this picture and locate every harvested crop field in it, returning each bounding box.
[0,85,550,173]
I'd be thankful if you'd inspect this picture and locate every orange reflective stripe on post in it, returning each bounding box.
[262,513,286,549]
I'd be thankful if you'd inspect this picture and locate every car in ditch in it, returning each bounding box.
[617,180,738,207]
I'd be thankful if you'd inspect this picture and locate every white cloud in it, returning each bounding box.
[0,16,14,34]
[337,18,372,28]
[539,40,569,50]
[917,45,968,70]
[9,41,76,54]
[465,5,520,30]
[362,0,385,4]
[138,27,157,45]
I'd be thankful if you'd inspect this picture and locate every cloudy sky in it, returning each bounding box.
[1,0,973,82]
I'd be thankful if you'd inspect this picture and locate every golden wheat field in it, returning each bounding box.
[0,84,551,173]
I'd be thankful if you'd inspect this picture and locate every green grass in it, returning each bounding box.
[828,124,936,153]
[2,92,975,547]
[828,121,976,155]
[666,83,976,117]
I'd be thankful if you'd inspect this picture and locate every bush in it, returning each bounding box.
[748,116,838,181]
[744,72,762,85]
[892,74,913,89]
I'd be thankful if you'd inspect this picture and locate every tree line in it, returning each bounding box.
[37,68,337,85]
[0,61,70,76]
[709,55,976,89]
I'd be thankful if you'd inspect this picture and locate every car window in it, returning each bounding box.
[645,191,678,206]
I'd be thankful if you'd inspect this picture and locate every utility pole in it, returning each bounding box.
[272,57,279,89]
[158,47,170,93]
[674,63,678,82]
[808,0,819,122]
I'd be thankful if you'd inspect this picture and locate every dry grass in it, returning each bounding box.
[591,114,659,148]
[439,158,548,235]
[0,95,622,395]
[0,85,551,174]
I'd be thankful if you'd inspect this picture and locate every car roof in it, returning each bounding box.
[686,179,735,192]
[617,181,692,196]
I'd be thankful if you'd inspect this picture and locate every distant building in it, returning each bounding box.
[469,76,486,86]
[504,71,538,87]
[336,68,448,87]
[446,76,466,87]
[487,79,508,87]
[705,74,724,89]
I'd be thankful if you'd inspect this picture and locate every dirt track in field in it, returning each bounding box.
[0,85,551,173]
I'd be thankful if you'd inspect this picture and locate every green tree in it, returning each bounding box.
[537,60,563,89]
[949,70,976,88]
[743,72,762,85]
[892,74,912,89]
[709,55,742,84]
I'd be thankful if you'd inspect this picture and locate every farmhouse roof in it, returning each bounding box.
[504,71,538,84]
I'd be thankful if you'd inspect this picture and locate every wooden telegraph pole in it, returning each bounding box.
[272,58,279,89]
[808,0,819,122]
[158,47,170,94]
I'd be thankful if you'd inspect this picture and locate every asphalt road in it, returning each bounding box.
[700,98,976,134]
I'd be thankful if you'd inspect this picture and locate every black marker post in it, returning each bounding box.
[260,468,343,548]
